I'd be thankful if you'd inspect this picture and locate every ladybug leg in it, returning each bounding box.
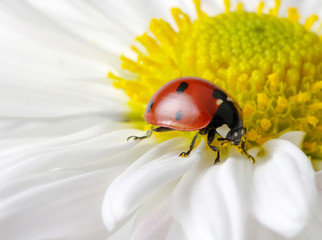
[207,129,220,164]
[179,131,199,158]
[127,127,172,141]
[127,129,153,141]
[238,137,256,164]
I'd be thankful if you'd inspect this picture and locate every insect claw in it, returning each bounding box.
[127,129,154,142]
[179,151,190,158]
[250,155,256,164]
[127,136,136,141]
[213,152,220,165]
[127,135,145,141]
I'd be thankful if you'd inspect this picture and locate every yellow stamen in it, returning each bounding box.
[312,80,322,90]
[307,116,319,127]
[243,104,255,118]
[247,129,262,143]
[269,0,281,16]
[257,2,265,14]
[171,8,191,31]
[309,102,322,111]
[257,93,269,110]
[268,73,280,92]
[236,3,244,12]
[193,0,206,18]
[276,96,288,113]
[260,119,272,132]
[304,14,319,30]
[224,0,230,13]
[287,8,300,23]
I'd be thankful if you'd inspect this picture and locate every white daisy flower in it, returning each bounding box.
[0,0,321,240]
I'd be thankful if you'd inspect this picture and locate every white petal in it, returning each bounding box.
[131,199,175,240]
[0,116,117,143]
[0,73,128,118]
[0,0,114,64]
[131,196,188,240]
[290,178,322,240]
[316,170,322,189]
[0,170,118,240]
[170,153,253,240]
[251,139,317,237]
[279,131,306,148]
[0,128,148,239]
[0,119,123,156]
[102,138,205,231]
[0,1,130,119]
[0,129,140,181]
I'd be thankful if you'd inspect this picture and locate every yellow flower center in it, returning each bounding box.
[109,0,322,162]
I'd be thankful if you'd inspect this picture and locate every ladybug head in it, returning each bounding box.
[226,127,246,146]
[229,127,255,163]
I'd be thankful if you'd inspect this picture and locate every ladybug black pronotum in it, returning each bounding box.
[128,77,255,164]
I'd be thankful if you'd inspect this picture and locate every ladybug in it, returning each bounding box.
[128,77,255,164]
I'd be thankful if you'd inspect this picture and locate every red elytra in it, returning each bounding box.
[145,77,232,131]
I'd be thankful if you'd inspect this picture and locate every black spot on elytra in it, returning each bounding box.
[147,100,154,113]
[176,81,188,94]
[212,89,227,101]
[176,110,183,121]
